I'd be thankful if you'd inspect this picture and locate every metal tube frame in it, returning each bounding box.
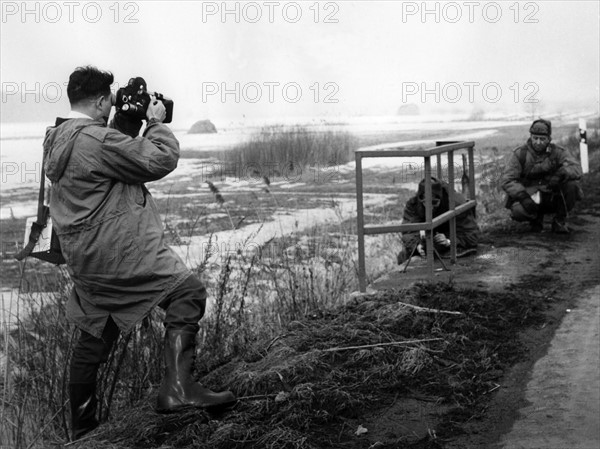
[356,141,477,292]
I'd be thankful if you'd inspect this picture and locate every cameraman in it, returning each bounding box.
[44,66,235,441]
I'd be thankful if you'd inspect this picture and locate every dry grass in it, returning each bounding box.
[59,278,564,448]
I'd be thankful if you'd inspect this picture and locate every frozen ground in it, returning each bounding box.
[171,194,392,267]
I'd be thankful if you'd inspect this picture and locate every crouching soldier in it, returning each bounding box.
[501,119,583,234]
[397,177,479,264]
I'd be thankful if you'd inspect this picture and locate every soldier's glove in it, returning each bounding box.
[515,191,539,216]
[434,233,451,248]
[547,172,564,191]
[112,111,143,138]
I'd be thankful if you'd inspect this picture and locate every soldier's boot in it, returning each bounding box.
[552,217,571,234]
[529,213,544,233]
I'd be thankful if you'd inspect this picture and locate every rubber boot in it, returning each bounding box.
[69,383,99,440]
[156,330,237,413]
[552,217,571,234]
[529,213,544,233]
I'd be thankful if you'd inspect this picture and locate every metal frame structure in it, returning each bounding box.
[355,140,477,292]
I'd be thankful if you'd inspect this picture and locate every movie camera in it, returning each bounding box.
[115,77,174,123]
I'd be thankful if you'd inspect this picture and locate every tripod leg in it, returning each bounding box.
[401,243,420,273]
[432,246,450,271]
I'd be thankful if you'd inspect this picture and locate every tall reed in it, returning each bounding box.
[221,125,358,180]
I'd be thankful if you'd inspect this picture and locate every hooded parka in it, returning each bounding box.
[43,117,191,338]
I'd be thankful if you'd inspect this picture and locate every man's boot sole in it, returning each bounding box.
[156,399,238,414]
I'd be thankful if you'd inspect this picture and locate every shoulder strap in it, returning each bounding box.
[14,154,49,261]
[517,146,528,166]
[36,159,47,221]
[517,146,534,178]
[14,123,86,262]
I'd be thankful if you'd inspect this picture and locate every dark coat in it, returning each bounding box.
[401,182,479,252]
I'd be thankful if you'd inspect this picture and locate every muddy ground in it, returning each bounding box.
[368,163,600,448]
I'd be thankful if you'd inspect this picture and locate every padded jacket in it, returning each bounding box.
[501,139,582,207]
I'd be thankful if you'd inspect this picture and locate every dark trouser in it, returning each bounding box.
[510,180,580,222]
[70,317,120,385]
[158,274,207,334]
[69,273,206,384]
[68,274,208,438]
[68,318,119,440]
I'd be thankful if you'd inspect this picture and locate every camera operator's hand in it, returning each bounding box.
[146,95,167,123]
[434,233,451,248]
[112,112,143,138]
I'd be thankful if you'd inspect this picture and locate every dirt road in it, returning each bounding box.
[492,197,600,449]
[500,284,599,449]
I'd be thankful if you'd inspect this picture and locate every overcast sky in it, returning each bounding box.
[1,1,599,126]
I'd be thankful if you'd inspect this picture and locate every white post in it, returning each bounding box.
[579,118,589,174]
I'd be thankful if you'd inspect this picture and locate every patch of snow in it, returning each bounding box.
[172,195,391,267]
[0,289,55,331]
[0,200,38,220]
[279,183,306,189]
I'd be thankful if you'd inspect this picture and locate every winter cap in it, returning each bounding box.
[529,119,551,136]
[418,177,443,199]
